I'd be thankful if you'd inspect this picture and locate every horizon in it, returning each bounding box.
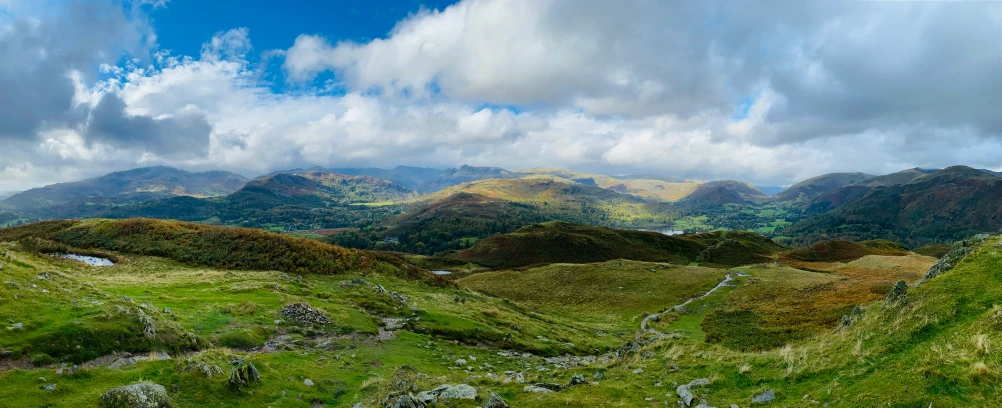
[3,162,993,194]
[3,1,1002,190]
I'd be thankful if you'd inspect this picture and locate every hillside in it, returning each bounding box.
[2,214,1001,406]
[347,177,681,254]
[519,168,703,202]
[104,172,411,232]
[787,166,1002,246]
[239,172,416,205]
[774,172,874,202]
[451,222,783,269]
[417,165,515,193]
[3,167,248,219]
[678,180,767,206]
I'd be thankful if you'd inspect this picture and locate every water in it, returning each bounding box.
[431,270,452,275]
[633,227,685,236]
[56,253,114,266]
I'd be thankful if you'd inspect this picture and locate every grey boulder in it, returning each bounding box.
[100,383,172,408]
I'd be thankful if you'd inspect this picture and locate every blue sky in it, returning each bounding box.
[149,0,459,90]
[2,0,1002,190]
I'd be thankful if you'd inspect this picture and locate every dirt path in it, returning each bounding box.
[640,272,737,335]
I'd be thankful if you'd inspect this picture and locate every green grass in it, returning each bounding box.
[459,260,725,333]
[3,223,1002,406]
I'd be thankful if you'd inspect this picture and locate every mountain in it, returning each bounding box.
[451,221,783,269]
[333,177,678,255]
[103,172,413,231]
[787,166,1002,246]
[678,180,767,206]
[774,172,874,202]
[417,164,515,193]
[239,172,416,205]
[3,166,249,214]
[858,168,935,187]
[518,168,702,202]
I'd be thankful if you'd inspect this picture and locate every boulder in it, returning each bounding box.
[417,384,477,402]
[227,363,260,389]
[568,374,587,386]
[483,393,510,408]
[100,383,172,408]
[393,394,426,408]
[677,378,711,407]
[279,303,332,327]
[523,385,554,393]
[884,280,908,306]
[751,389,774,404]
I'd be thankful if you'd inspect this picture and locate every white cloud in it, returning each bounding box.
[7,0,1002,191]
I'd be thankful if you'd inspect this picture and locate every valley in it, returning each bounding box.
[2,164,1002,407]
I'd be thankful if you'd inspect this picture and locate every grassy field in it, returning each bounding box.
[459,260,725,331]
[1,219,1000,407]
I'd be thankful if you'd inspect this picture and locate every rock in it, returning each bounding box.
[41,384,57,392]
[393,394,426,408]
[921,234,990,284]
[568,374,587,385]
[303,379,314,386]
[438,384,476,400]
[523,385,554,393]
[454,358,468,366]
[751,389,774,404]
[677,379,711,407]
[279,303,332,327]
[162,308,171,314]
[483,393,510,408]
[884,280,908,306]
[7,323,23,331]
[1,349,13,358]
[227,363,261,389]
[839,305,864,330]
[100,383,172,408]
[632,368,644,374]
[36,272,52,280]
[731,405,739,408]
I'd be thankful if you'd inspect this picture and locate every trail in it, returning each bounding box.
[640,272,738,336]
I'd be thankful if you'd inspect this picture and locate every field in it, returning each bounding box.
[0,218,1000,407]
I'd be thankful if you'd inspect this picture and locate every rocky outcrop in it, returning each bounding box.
[100,383,172,408]
[920,234,991,284]
[227,363,260,389]
[884,280,908,307]
[483,393,509,408]
[279,303,332,327]
[676,378,710,407]
[416,384,477,403]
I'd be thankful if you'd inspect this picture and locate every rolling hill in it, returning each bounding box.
[3,166,248,217]
[450,221,784,269]
[678,180,767,206]
[518,168,703,202]
[787,166,1002,246]
[774,172,874,202]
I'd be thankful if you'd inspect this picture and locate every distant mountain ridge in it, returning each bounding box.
[787,166,1002,246]
[679,180,767,206]
[3,166,248,213]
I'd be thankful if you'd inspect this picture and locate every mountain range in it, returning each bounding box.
[5,163,1002,251]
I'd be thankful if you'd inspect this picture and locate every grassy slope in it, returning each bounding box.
[452,222,784,270]
[459,260,725,329]
[2,222,1001,406]
[0,219,442,284]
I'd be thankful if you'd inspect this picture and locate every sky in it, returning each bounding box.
[2,0,1002,191]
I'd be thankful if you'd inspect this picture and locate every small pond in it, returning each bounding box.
[56,253,115,267]
[431,270,452,275]
[632,227,685,236]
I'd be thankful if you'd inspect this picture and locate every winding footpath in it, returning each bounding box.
[640,272,738,336]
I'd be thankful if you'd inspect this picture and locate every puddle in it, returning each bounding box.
[431,270,452,275]
[56,253,114,266]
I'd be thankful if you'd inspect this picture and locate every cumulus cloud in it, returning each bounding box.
[5,0,1002,191]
